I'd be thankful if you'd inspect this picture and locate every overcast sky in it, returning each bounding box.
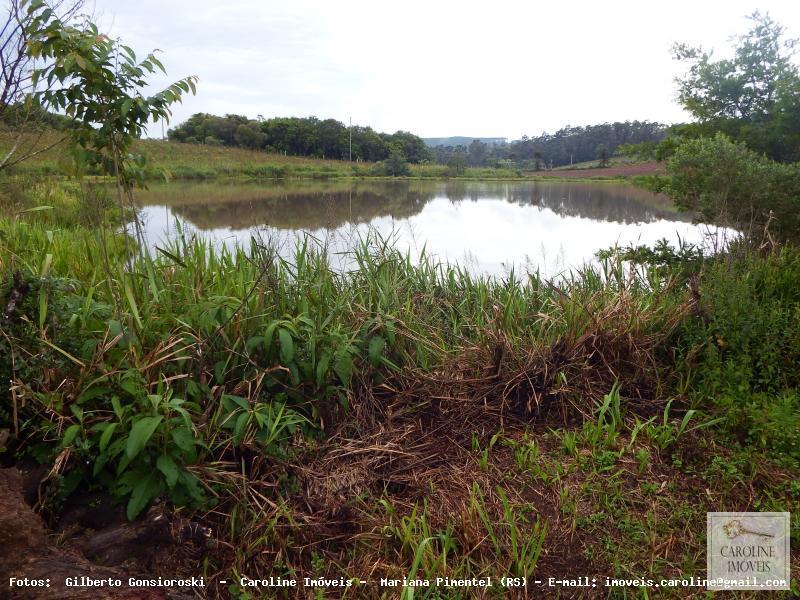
[94,0,800,140]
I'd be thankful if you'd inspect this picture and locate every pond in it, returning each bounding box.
[137,180,728,277]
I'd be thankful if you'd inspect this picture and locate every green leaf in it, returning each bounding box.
[263,321,280,354]
[99,422,118,452]
[155,246,185,267]
[122,277,143,331]
[233,411,249,444]
[126,472,161,520]
[111,396,123,419]
[170,427,200,452]
[77,386,111,404]
[125,416,163,460]
[150,55,165,73]
[222,395,249,412]
[38,286,48,330]
[368,335,386,365]
[315,352,331,387]
[16,205,53,214]
[61,424,81,448]
[245,335,264,354]
[333,352,353,384]
[278,328,294,364]
[156,454,179,487]
[121,45,136,62]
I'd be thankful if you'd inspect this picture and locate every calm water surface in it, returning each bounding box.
[137,180,727,277]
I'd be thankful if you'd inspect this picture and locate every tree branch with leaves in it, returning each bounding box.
[22,0,198,250]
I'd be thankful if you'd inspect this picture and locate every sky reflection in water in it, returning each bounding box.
[138,180,731,278]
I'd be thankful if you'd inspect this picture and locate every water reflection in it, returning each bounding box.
[137,180,724,277]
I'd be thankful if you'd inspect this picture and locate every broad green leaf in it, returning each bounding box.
[315,352,331,387]
[156,454,179,487]
[171,427,199,452]
[263,321,279,354]
[61,424,81,448]
[245,335,264,354]
[111,396,123,420]
[368,335,386,365]
[233,411,249,444]
[77,386,111,404]
[333,352,353,384]
[125,415,163,459]
[278,328,294,364]
[224,394,249,410]
[126,472,161,520]
[99,422,118,452]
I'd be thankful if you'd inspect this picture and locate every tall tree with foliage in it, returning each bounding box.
[666,133,800,241]
[673,11,800,162]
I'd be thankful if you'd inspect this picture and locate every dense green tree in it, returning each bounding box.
[168,114,430,164]
[467,139,488,167]
[234,122,266,149]
[666,133,800,241]
[383,146,410,176]
[381,130,432,163]
[673,12,800,161]
[446,151,467,175]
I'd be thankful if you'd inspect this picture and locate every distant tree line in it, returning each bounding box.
[0,102,71,129]
[431,121,667,170]
[167,113,432,163]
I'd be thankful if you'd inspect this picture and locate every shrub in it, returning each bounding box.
[666,133,800,241]
[676,247,800,462]
[382,147,410,177]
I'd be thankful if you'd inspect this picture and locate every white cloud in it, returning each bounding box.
[93,0,800,138]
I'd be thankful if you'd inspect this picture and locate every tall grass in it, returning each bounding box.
[2,181,800,594]
[0,206,686,514]
[0,132,521,181]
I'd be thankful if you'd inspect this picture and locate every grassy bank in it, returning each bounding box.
[1,183,799,598]
[0,132,522,181]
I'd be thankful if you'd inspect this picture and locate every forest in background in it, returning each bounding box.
[164,113,668,170]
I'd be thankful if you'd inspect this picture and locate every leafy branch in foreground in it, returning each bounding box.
[21,0,198,250]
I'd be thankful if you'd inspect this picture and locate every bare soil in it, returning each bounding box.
[523,161,664,179]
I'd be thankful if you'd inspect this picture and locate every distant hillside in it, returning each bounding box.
[423,136,507,148]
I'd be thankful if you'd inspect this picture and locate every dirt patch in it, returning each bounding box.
[0,468,168,599]
[523,161,664,179]
[0,467,213,599]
